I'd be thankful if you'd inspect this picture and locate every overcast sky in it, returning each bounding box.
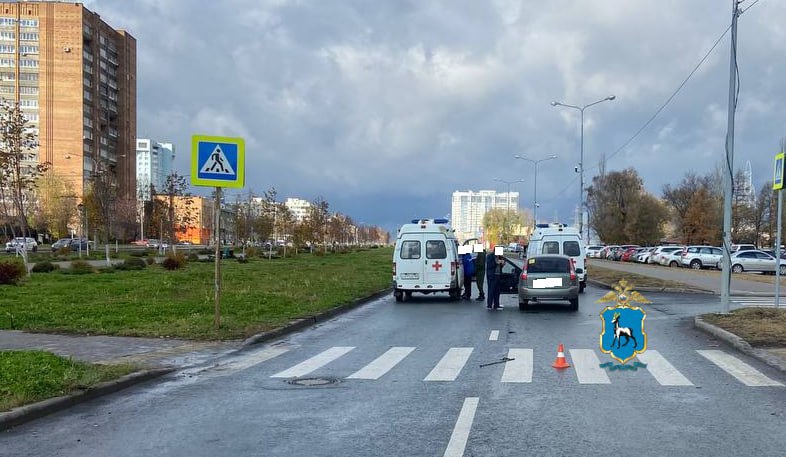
[85,0,786,234]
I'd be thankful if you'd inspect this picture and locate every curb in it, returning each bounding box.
[587,279,713,295]
[240,288,392,348]
[694,316,786,373]
[0,367,174,431]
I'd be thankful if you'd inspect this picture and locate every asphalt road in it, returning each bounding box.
[2,286,784,457]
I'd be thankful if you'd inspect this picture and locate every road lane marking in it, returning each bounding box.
[489,330,499,341]
[425,348,473,381]
[570,349,610,384]
[697,350,783,387]
[637,350,693,386]
[443,397,479,457]
[500,348,533,383]
[271,346,355,378]
[346,347,416,380]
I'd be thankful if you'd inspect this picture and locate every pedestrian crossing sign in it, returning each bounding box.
[774,152,784,190]
[191,135,245,188]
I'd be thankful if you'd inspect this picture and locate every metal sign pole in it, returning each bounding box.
[214,186,222,331]
[775,190,783,309]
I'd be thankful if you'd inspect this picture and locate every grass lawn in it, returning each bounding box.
[590,264,702,290]
[0,350,136,412]
[0,247,393,340]
[701,308,786,347]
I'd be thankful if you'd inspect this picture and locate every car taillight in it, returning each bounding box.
[569,263,577,281]
[520,265,528,281]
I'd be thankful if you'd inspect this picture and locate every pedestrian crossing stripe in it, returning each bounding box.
[191,135,245,188]
[731,296,783,308]
[257,346,784,388]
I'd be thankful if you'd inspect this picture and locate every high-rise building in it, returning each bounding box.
[0,1,136,202]
[136,139,174,200]
[285,197,311,221]
[451,190,518,242]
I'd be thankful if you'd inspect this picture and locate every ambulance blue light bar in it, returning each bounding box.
[410,218,450,224]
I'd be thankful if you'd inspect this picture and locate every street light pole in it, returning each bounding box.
[514,154,557,225]
[493,178,524,243]
[551,95,615,243]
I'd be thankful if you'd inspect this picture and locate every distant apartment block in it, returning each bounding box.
[285,197,311,221]
[136,139,174,200]
[451,190,519,241]
[0,1,137,202]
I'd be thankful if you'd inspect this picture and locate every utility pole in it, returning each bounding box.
[720,0,739,314]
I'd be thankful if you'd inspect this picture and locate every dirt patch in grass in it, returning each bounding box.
[702,308,786,347]
[590,265,704,290]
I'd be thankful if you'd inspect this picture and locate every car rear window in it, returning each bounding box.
[527,257,570,273]
[425,240,446,259]
[543,241,560,254]
[564,241,581,256]
[400,240,420,259]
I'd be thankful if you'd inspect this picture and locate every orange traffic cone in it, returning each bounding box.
[552,344,571,369]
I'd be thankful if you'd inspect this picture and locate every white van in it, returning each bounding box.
[392,218,463,301]
[527,223,587,293]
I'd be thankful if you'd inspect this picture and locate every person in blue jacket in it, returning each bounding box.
[486,247,504,309]
[461,252,475,299]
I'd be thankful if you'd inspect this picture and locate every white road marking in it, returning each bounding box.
[185,346,289,378]
[489,330,499,341]
[570,349,611,384]
[424,348,474,381]
[500,348,533,383]
[697,350,783,387]
[637,350,693,386]
[442,397,479,457]
[346,347,416,380]
[270,346,355,378]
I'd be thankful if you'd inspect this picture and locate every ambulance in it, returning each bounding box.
[392,218,464,301]
[526,223,587,293]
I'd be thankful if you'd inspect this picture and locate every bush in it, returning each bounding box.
[66,260,94,275]
[162,253,187,270]
[129,251,148,257]
[56,247,71,256]
[146,257,156,265]
[187,253,198,262]
[116,257,146,271]
[0,260,26,285]
[31,261,59,273]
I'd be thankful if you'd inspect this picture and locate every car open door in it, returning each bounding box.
[499,257,522,293]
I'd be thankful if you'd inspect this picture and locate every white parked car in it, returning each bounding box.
[5,237,38,253]
[586,245,604,259]
[659,250,684,267]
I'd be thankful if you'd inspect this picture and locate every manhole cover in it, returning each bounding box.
[286,377,340,386]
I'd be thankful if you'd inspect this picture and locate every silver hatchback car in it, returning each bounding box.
[518,254,579,311]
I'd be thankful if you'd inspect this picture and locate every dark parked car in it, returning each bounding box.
[518,254,579,311]
[52,238,89,251]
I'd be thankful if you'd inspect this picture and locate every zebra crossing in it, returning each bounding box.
[255,345,784,388]
[731,296,785,308]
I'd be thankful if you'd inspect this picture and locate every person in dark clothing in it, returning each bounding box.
[485,248,504,309]
[461,252,475,299]
[474,248,486,301]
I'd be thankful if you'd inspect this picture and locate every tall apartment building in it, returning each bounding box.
[0,2,136,202]
[451,190,519,241]
[136,139,174,200]
[285,197,311,221]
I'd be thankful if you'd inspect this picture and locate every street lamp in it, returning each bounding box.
[493,178,524,243]
[514,154,557,225]
[551,95,615,242]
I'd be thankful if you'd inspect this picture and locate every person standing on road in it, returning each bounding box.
[474,248,486,301]
[486,248,504,309]
[461,252,475,299]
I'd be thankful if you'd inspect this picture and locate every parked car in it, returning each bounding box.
[762,249,786,260]
[620,247,641,262]
[636,247,657,263]
[599,245,619,259]
[660,250,684,267]
[146,239,160,248]
[651,246,684,265]
[5,237,37,253]
[518,254,579,311]
[723,250,786,275]
[731,244,757,253]
[50,238,89,251]
[586,245,604,258]
[680,245,723,270]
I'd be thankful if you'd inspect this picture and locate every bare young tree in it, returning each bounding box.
[0,101,49,273]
